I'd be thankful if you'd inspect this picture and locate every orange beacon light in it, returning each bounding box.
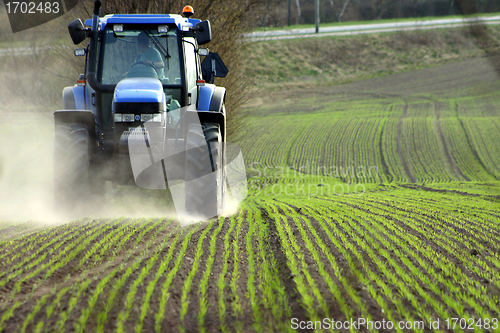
[182,5,194,17]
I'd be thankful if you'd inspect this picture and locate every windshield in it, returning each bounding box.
[99,24,181,85]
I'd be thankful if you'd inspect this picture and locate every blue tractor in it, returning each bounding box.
[55,1,229,218]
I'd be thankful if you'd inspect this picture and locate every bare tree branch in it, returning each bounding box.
[329,0,351,22]
[337,0,351,22]
[295,0,302,24]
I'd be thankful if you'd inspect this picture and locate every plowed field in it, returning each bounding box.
[1,55,500,332]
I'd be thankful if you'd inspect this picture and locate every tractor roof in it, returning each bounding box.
[84,14,201,31]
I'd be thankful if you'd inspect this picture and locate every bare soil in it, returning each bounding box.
[1,57,500,332]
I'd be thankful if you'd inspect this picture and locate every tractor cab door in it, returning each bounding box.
[182,36,200,107]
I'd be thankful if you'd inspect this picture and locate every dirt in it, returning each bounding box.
[244,56,500,115]
[1,54,500,332]
[397,104,416,183]
[319,197,500,328]
[0,189,499,332]
[400,183,500,202]
[434,102,471,182]
[261,207,313,330]
[278,202,386,325]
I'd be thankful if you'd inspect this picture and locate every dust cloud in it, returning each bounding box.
[0,113,61,223]
[0,53,242,226]
[0,112,178,225]
[0,112,240,226]
[0,23,245,227]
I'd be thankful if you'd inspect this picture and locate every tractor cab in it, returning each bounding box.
[81,15,205,130]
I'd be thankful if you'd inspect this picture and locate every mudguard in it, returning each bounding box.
[195,84,226,140]
[183,109,226,142]
[63,85,86,110]
[209,86,226,112]
[197,84,214,111]
[197,84,225,112]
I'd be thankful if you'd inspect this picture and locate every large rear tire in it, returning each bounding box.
[54,123,93,214]
[184,123,225,219]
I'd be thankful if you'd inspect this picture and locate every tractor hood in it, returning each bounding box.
[112,78,166,113]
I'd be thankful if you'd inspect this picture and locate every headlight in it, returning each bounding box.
[123,114,135,122]
[141,114,152,122]
[141,114,162,122]
[115,113,161,123]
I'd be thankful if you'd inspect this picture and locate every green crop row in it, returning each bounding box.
[0,218,113,294]
[343,194,500,309]
[197,217,225,333]
[261,201,327,322]
[240,92,500,185]
[115,220,183,332]
[372,197,500,276]
[35,218,169,332]
[176,223,215,332]
[343,198,500,319]
[298,201,419,332]
[93,218,175,332]
[228,212,245,331]
[77,218,167,332]
[217,213,238,332]
[0,219,86,269]
[266,190,500,329]
[404,117,454,183]
[0,218,90,280]
[1,183,499,331]
[461,118,500,180]
[245,201,293,333]
[275,202,364,327]
[153,225,196,333]
[0,222,44,245]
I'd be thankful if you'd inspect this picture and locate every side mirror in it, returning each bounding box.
[195,21,212,45]
[68,19,88,45]
[201,52,228,84]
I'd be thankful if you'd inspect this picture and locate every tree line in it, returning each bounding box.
[262,0,500,26]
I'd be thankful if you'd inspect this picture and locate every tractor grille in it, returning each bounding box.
[113,102,164,113]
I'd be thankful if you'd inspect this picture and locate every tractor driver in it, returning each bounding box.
[134,31,165,79]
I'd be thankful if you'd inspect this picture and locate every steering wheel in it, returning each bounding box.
[130,61,157,72]
[127,60,159,79]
